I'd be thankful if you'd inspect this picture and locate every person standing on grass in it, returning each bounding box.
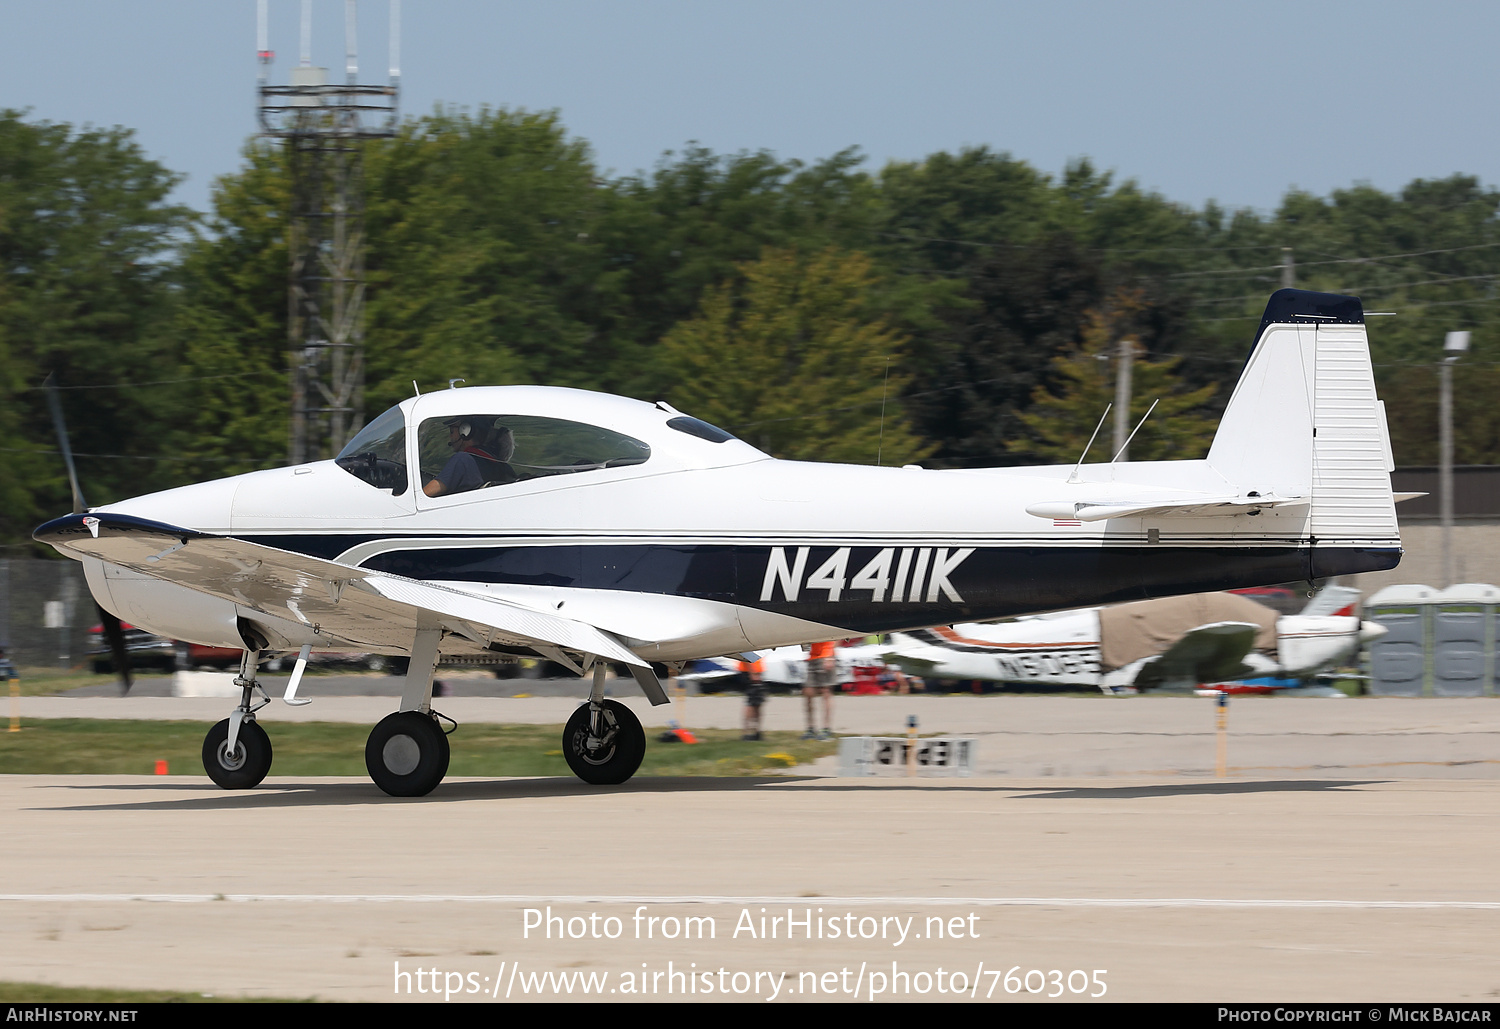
[803,641,836,740]
[739,656,766,741]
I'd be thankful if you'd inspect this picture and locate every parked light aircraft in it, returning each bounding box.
[34,289,1401,795]
[881,587,1386,694]
[678,640,894,692]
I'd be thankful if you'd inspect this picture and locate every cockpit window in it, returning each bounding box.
[335,405,408,494]
[418,414,651,499]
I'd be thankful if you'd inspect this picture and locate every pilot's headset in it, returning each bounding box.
[446,416,477,449]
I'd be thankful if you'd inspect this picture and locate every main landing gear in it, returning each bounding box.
[366,710,451,797]
[563,663,647,785]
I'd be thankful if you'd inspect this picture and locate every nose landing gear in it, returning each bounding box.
[203,718,273,789]
[201,649,274,789]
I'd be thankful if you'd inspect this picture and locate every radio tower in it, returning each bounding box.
[257,0,399,465]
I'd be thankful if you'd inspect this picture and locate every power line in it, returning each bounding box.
[875,230,1283,256]
[0,446,250,465]
[18,370,279,393]
[1167,241,1500,280]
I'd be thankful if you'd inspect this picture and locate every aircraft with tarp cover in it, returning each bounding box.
[881,587,1385,694]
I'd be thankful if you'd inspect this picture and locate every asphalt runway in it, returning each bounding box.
[5,693,1500,1002]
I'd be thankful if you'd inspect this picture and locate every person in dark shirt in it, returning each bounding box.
[423,419,515,497]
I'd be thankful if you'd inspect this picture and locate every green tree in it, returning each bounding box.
[363,108,611,409]
[0,111,192,540]
[164,108,614,474]
[595,145,885,395]
[660,247,930,465]
[163,142,291,482]
[1008,294,1218,464]
[900,232,1104,468]
[873,151,1209,465]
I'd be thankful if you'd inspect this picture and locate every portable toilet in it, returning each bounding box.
[1430,583,1500,697]
[1366,584,1436,696]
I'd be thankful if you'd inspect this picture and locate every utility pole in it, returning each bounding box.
[1281,247,1295,289]
[1440,330,1470,587]
[1113,336,1135,461]
[258,0,399,465]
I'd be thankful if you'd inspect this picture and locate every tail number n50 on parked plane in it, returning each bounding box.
[760,546,976,603]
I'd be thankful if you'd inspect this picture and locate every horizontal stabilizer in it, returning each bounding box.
[1027,492,1308,523]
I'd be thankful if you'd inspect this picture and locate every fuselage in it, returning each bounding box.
[70,385,1402,664]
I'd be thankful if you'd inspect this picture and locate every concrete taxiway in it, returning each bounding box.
[1,773,1499,1003]
[4,692,1500,1001]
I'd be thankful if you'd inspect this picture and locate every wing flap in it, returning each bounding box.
[366,577,645,667]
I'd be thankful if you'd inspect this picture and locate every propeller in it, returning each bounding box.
[43,373,133,695]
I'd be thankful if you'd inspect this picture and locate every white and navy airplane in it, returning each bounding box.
[34,289,1402,795]
[881,587,1386,694]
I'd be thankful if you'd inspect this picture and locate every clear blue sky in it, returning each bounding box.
[2,0,1495,217]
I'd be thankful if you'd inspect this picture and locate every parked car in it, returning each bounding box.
[87,623,239,674]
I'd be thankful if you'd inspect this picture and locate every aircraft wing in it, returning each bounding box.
[1131,621,1260,691]
[881,651,945,674]
[34,512,650,672]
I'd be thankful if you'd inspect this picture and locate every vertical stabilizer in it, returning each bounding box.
[1207,289,1399,570]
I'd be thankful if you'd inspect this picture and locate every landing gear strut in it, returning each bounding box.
[365,620,453,797]
[564,697,646,785]
[202,650,274,789]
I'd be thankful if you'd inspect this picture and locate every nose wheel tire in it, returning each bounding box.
[563,699,645,785]
[366,711,451,797]
[202,719,273,790]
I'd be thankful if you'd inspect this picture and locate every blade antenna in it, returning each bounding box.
[1110,398,1160,464]
[1067,404,1111,484]
[43,373,87,514]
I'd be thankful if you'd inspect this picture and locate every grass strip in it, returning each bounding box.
[0,719,836,777]
[0,981,311,1002]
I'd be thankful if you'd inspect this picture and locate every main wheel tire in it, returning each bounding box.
[202,719,273,790]
[365,711,450,797]
[563,700,645,785]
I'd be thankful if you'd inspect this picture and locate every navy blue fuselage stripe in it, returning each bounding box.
[237,536,1400,635]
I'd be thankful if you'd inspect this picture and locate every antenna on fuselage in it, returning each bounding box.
[1067,404,1111,484]
[1109,398,1159,464]
[411,380,421,397]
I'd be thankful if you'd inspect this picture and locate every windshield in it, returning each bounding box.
[334,405,409,494]
[418,413,650,499]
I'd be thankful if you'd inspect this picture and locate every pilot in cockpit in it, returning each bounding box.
[423,418,516,497]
